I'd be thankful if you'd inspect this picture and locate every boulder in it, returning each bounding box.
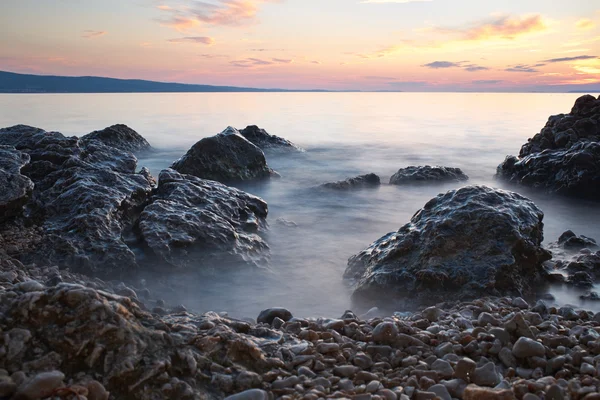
[497,95,600,199]
[171,127,277,183]
[345,185,551,304]
[556,230,598,250]
[81,124,152,154]
[320,173,381,190]
[0,146,34,220]
[389,165,468,185]
[239,125,301,151]
[139,169,269,269]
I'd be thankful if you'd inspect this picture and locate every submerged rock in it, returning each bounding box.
[345,185,551,304]
[320,173,381,190]
[497,94,600,199]
[556,230,598,250]
[139,169,269,269]
[171,127,277,183]
[0,146,34,220]
[389,165,468,185]
[81,124,152,154]
[239,125,302,151]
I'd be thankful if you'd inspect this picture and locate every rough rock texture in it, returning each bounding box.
[171,127,277,183]
[557,230,598,251]
[139,169,270,269]
[239,125,302,151]
[389,166,469,185]
[81,124,152,154]
[345,185,551,305]
[497,95,600,198]
[320,173,381,190]
[0,146,34,220]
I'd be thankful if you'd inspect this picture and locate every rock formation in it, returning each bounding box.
[81,124,152,154]
[389,166,469,185]
[239,125,302,151]
[320,173,381,190]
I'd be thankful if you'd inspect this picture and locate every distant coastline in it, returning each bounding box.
[0,70,598,94]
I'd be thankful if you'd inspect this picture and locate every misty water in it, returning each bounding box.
[2,92,600,318]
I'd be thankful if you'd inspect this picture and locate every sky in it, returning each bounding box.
[0,0,599,91]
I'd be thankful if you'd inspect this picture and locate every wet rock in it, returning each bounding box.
[580,291,600,301]
[556,230,598,250]
[171,126,277,183]
[389,165,468,185]
[0,146,34,220]
[455,358,477,382]
[372,321,399,344]
[321,173,381,190]
[257,308,293,324]
[225,389,269,400]
[16,371,65,400]
[239,125,302,152]
[472,362,501,387]
[497,95,600,199]
[431,359,453,379]
[81,124,152,154]
[345,185,551,304]
[428,384,452,400]
[463,385,517,400]
[567,271,594,288]
[512,337,545,358]
[139,169,269,269]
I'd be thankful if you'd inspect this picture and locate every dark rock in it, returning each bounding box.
[497,95,600,199]
[557,230,598,250]
[0,146,34,220]
[580,291,600,301]
[257,308,292,324]
[81,124,152,154]
[567,271,594,288]
[239,125,301,151]
[171,127,277,183]
[389,165,468,185]
[139,169,269,269]
[320,173,381,190]
[345,185,551,304]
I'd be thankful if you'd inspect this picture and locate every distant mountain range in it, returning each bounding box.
[0,71,329,93]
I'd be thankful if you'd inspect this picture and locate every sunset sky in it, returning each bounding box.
[1,0,599,91]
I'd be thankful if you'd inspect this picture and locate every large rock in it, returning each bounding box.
[0,125,154,275]
[139,169,269,269]
[171,127,277,183]
[81,124,152,154]
[0,146,34,220]
[389,165,468,185]
[239,125,302,151]
[345,185,551,304]
[320,173,381,190]
[497,95,600,198]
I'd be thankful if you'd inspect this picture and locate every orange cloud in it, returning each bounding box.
[168,36,215,45]
[82,30,107,39]
[157,0,280,31]
[576,18,596,30]
[439,14,548,41]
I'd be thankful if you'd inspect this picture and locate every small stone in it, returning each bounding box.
[463,385,517,400]
[431,359,454,379]
[15,280,45,293]
[472,362,501,387]
[454,357,477,382]
[338,379,355,391]
[333,365,359,378]
[429,384,452,400]
[512,297,529,309]
[224,389,269,400]
[489,328,510,346]
[545,384,564,400]
[512,337,545,358]
[580,363,595,375]
[257,308,292,324]
[499,347,517,368]
[353,352,374,369]
[87,380,109,400]
[298,366,316,378]
[272,317,285,329]
[366,380,381,393]
[523,394,541,400]
[378,389,398,400]
[422,306,442,322]
[16,371,65,400]
[478,312,501,326]
[271,376,300,390]
[317,343,340,354]
[372,322,398,344]
[0,376,16,398]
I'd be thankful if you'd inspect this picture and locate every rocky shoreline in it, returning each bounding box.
[1,96,600,399]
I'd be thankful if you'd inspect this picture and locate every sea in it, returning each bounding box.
[1,92,599,317]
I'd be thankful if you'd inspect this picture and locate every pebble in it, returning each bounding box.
[257,308,292,324]
[333,365,359,378]
[224,389,270,400]
[463,384,517,400]
[473,362,501,387]
[428,384,452,400]
[86,380,109,400]
[512,297,529,309]
[372,322,398,344]
[512,337,545,358]
[454,357,477,382]
[431,359,453,379]
[16,371,65,400]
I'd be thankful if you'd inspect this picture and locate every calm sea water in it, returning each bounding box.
[1,92,600,317]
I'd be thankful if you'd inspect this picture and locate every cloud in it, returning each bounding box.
[422,61,461,68]
[463,64,489,72]
[199,54,229,58]
[229,56,292,67]
[360,0,432,3]
[82,30,107,39]
[168,36,215,45]
[310,61,321,64]
[434,14,547,41]
[472,80,503,84]
[505,64,540,73]
[157,0,280,31]
[542,55,597,63]
[576,19,596,30]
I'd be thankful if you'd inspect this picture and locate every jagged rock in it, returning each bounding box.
[139,169,269,269]
[0,146,34,220]
[565,251,600,281]
[81,124,152,154]
[557,230,598,250]
[239,125,301,151]
[497,95,600,199]
[389,165,468,185]
[320,173,381,190]
[345,185,551,304]
[567,271,594,288]
[171,127,277,183]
